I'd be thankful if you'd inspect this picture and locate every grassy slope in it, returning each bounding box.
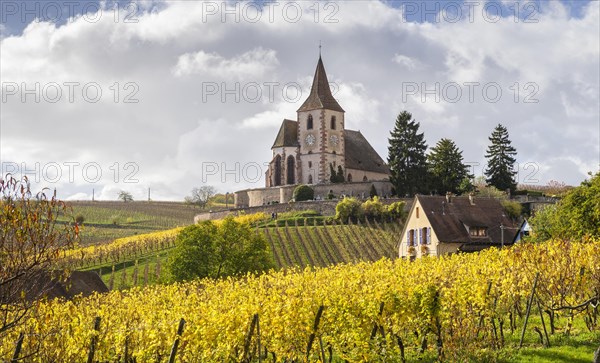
[498,319,599,363]
[62,201,199,245]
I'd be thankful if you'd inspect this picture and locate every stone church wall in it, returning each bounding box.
[345,168,390,184]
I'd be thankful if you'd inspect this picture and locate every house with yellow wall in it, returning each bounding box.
[399,194,521,259]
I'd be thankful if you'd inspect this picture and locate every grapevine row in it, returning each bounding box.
[2,240,599,362]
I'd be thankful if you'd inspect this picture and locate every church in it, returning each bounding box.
[235,55,392,208]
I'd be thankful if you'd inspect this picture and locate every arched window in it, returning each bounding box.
[286,155,295,185]
[330,116,336,130]
[307,115,313,130]
[273,155,282,186]
[347,173,352,182]
[308,175,313,184]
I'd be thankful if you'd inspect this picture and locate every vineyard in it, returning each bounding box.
[264,219,400,269]
[3,240,599,362]
[62,201,199,245]
[66,217,402,288]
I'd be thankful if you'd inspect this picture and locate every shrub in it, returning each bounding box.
[75,215,85,225]
[335,197,362,223]
[110,215,121,225]
[362,196,384,221]
[293,185,314,202]
[501,200,523,220]
[529,172,600,241]
[385,201,407,222]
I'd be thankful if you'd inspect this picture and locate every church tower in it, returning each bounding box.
[297,55,345,184]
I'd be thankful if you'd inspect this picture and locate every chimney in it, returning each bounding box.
[469,192,475,205]
[446,192,452,203]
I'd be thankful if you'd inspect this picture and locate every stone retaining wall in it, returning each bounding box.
[194,197,412,223]
[234,181,394,208]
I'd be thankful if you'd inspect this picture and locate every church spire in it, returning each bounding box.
[297,55,344,113]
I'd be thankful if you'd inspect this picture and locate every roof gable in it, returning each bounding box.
[272,119,299,148]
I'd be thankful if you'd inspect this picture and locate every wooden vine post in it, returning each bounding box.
[306,305,326,362]
[243,313,260,362]
[11,332,24,363]
[536,299,550,347]
[168,318,186,363]
[87,317,101,363]
[519,272,539,348]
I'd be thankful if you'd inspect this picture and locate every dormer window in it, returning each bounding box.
[469,226,487,237]
[307,115,313,129]
[330,116,336,129]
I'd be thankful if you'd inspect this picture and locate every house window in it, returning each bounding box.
[308,161,312,168]
[416,207,419,218]
[347,173,352,182]
[422,227,430,245]
[308,175,313,184]
[407,229,417,247]
[363,176,368,182]
[307,115,313,129]
[330,116,336,129]
[469,226,487,237]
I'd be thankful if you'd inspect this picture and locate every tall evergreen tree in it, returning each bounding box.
[484,124,517,193]
[387,111,428,197]
[427,138,472,195]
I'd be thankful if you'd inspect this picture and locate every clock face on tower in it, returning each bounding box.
[329,135,339,146]
[305,134,316,146]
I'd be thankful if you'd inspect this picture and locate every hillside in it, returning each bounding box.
[63,201,199,245]
[264,220,400,269]
[7,241,600,362]
[75,218,403,289]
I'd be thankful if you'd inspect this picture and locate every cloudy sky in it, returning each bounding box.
[1,0,598,201]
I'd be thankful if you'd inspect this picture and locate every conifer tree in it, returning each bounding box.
[484,124,517,193]
[427,138,472,194]
[387,111,428,197]
[336,165,345,183]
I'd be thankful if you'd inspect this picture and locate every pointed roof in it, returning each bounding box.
[271,119,299,149]
[297,56,345,113]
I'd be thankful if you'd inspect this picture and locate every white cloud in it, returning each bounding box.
[1,0,598,200]
[392,54,421,70]
[173,48,279,79]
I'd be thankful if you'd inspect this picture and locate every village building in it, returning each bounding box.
[399,194,521,259]
[235,55,391,208]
